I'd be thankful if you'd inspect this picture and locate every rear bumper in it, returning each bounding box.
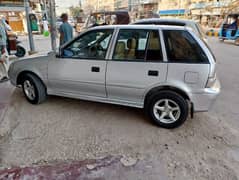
[191,79,220,112]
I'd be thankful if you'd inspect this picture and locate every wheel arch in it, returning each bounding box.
[16,70,46,89]
[144,85,191,108]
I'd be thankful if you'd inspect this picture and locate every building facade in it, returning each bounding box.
[0,0,25,32]
[81,0,237,26]
[0,0,44,33]
[82,0,114,13]
[189,0,236,27]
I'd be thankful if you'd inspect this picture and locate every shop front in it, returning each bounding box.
[0,11,25,32]
[0,0,25,33]
[158,9,187,17]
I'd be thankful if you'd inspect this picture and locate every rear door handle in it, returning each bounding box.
[148,70,158,76]
[91,66,100,72]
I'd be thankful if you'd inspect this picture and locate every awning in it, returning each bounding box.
[159,9,185,15]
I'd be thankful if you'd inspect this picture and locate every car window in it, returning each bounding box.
[62,29,113,59]
[146,31,163,61]
[163,30,208,63]
[112,29,163,61]
[113,29,148,61]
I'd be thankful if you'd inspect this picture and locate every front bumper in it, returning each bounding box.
[191,79,221,112]
[8,63,17,86]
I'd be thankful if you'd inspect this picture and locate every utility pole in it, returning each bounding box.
[49,0,57,51]
[24,0,36,54]
[43,0,47,18]
[178,0,181,17]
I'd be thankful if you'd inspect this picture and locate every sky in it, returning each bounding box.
[55,0,80,15]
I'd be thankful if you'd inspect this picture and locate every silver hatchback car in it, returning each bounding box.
[8,25,220,128]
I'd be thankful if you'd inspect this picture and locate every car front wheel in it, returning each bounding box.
[145,91,189,129]
[21,73,47,104]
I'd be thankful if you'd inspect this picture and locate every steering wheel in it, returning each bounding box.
[96,43,104,51]
[88,45,98,57]
[88,43,105,56]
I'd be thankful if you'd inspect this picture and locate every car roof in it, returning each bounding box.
[90,24,188,31]
[133,18,196,25]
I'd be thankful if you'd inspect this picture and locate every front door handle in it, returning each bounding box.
[148,70,158,76]
[91,66,100,72]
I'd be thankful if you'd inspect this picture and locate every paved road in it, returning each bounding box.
[209,38,239,129]
[0,37,239,180]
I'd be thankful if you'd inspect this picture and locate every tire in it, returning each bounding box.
[15,45,26,57]
[145,91,189,129]
[21,73,47,104]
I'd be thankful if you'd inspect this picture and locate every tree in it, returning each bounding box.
[69,6,84,18]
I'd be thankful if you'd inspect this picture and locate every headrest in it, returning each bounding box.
[115,41,125,53]
[127,38,136,49]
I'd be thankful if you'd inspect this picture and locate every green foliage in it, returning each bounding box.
[69,6,84,18]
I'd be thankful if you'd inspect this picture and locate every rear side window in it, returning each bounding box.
[112,29,163,61]
[163,30,208,63]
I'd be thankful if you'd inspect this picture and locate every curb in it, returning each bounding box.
[206,30,219,37]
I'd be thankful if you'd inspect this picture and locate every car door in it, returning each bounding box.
[48,29,114,98]
[106,28,168,106]
[162,29,210,93]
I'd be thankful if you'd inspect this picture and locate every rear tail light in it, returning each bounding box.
[206,74,217,88]
[206,62,217,88]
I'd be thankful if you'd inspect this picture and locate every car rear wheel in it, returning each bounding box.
[145,91,189,129]
[21,73,47,104]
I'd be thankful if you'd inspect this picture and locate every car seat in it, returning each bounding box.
[114,41,126,59]
[148,32,160,50]
[126,38,136,59]
[147,32,162,61]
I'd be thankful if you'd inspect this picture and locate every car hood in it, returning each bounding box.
[14,51,54,64]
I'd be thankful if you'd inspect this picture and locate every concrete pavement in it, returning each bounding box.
[0,156,168,180]
[0,34,52,121]
[0,82,14,123]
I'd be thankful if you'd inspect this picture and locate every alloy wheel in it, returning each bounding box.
[153,99,181,124]
[23,80,36,100]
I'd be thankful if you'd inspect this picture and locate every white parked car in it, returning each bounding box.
[8,25,220,128]
[133,18,207,42]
